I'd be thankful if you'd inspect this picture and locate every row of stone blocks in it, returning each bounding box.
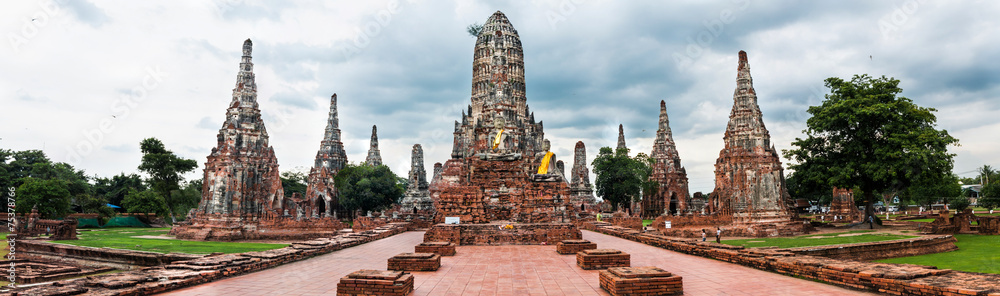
[599,266,684,296]
[577,249,631,270]
[337,270,414,296]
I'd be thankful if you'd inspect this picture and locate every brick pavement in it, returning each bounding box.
[161,231,877,295]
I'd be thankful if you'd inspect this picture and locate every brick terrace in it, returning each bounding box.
[161,231,875,295]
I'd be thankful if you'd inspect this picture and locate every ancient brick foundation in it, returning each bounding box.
[2,223,410,296]
[779,235,958,261]
[170,214,346,241]
[651,214,812,238]
[599,266,683,296]
[414,241,456,256]
[577,249,630,270]
[13,238,202,269]
[337,269,414,296]
[556,239,597,255]
[3,258,114,285]
[423,223,581,245]
[606,216,643,230]
[387,252,441,271]
[582,221,1000,295]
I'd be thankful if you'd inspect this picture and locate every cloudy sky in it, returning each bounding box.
[2,0,998,195]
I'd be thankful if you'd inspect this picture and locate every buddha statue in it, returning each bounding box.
[480,114,521,160]
[532,139,564,182]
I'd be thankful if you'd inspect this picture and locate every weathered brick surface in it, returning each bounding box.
[577,249,630,270]
[1,223,411,296]
[337,269,414,296]
[414,241,456,256]
[14,238,202,268]
[599,266,683,296]
[780,235,958,261]
[423,223,581,245]
[642,100,691,218]
[556,239,596,255]
[581,221,1000,295]
[387,252,441,271]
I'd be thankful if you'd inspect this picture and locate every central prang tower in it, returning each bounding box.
[427,11,580,245]
[452,11,543,159]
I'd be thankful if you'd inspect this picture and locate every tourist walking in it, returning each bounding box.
[715,227,721,243]
[701,229,707,241]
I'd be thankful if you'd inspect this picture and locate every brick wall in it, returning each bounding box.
[581,221,1000,295]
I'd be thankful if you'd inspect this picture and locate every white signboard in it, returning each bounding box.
[664,221,672,229]
[445,217,461,225]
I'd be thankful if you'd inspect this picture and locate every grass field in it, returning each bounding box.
[722,230,917,248]
[50,227,288,254]
[877,234,1000,274]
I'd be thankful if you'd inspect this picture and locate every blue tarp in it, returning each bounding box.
[106,203,122,209]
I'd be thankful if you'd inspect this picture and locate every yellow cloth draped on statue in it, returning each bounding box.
[492,129,504,150]
[537,151,554,174]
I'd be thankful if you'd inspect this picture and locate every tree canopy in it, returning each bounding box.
[783,75,959,221]
[281,171,308,198]
[137,138,198,223]
[591,147,653,212]
[16,177,72,218]
[333,164,405,216]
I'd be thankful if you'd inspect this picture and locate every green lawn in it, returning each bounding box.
[50,227,288,255]
[642,219,653,228]
[722,230,917,248]
[877,234,1000,274]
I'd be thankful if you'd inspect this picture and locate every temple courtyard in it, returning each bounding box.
[163,231,874,296]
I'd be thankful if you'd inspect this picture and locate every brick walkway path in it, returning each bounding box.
[161,231,877,295]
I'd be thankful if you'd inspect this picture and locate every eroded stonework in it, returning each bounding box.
[400,144,434,212]
[827,187,861,222]
[173,39,344,241]
[365,125,383,166]
[641,100,691,218]
[198,39,285,217]
[569,141,597,212]
[304,94,348,218]
[430,11,577,227]
[709,51,796,224]
[616,124,627,151]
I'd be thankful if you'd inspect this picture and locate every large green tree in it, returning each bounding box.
[591,147,653,212]
[783,75,958,223]
[16,177,72,218]
[137,138,198,224]
[122,189,168,216]
[333,164,405,217]
[900,173,961,208]
[280,171,308,198]
[93,173,147,207]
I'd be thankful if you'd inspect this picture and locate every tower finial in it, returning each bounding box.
[243,39,252,57]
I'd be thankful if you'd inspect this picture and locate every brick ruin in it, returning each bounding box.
[641,100,691,218]
[616,124,627,151]
[365,125,383,166]
[304,94,349,218]
[426,11,580,244]
[824,187,862,222]
[569,141,597,213]
[399,144,434,212]
[172,39,344,241]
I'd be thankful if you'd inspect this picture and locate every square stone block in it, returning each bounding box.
[387,252,441,271]
[556,239,597,255]
[337,269,414,296]
[577,249,630,270]
[599,266,683,296]
[415,241,457,256]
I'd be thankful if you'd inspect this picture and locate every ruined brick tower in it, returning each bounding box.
[641,100,690,218]
[304,94,348,217]
[198,39,285,216]
[711,51,796,223]
[429,11,576,226]
[365,125,383,166]
[400,144,433,212]
[569,141,597,213]
[616,124,627,152]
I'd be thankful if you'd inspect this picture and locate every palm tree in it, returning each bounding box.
[980,165,996,185]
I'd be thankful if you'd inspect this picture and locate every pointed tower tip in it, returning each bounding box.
[618,124,624,131]
[738,50,749,70]
[242,39,253,56]
[660,100,666,108]
[372,125,377,132]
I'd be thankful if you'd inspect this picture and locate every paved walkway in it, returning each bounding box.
[162,231,878,295]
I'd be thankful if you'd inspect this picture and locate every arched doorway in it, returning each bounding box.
[316,198,326,216]
[669,192,678,215]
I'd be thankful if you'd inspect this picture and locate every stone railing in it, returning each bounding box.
[2,222,412,296]
[581,221,999,295]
